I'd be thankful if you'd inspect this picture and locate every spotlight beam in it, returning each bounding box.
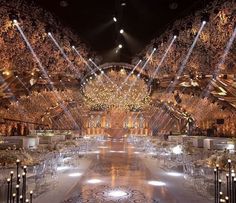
[119,48,156,113]
[149,36,176,84]
[48,33,81,78]
[106,59,143,105]
[72,46,105,87]
[127,48,156,94]
[150,22,206,124]
[117,49,156,124]
[89,59,117,87]
[161,25,236,124]
[191,26,236,113]
[120,59,142,88]
[149,87,188,129]
[169,21,206,93]
[132,36,177,121]
[14,21,80,129]
[201,26,236,98]
[15,76,31,94]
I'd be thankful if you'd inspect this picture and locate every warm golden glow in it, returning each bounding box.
[83,68,150,111]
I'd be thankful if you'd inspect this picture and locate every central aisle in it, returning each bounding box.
[63,138,210,203]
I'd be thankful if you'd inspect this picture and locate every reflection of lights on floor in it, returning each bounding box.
[134,152,140,154]
[110,150,125,153]
[63,157,72,161]
[108,190,127,197]
[172,145,182,154]
[166,172,182,177]
[128,146,135,148]
[148,181,166,186]
[90,151,100,154]
[148,152,156,155]
[227,144,235,150]
[98,146,108,149]
[69,172,82,177]
[83,136,91,139]
[57,166,70,171]
[87,179,102,184]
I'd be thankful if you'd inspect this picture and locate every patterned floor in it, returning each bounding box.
[62,140,166,203]
[64,185,159,203]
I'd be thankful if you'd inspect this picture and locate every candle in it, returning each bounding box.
[219,179,222,193]
[234,178,236,203]
[19,195,23,203]
[16,160,20,181]
[7,178,10,203]
[10,171,14,203]
[16,185,19,203]
[30,190,33,203]
[17,174,21,185]
[226,174,229,197]
[22,172,26,201]
[23,166,27,173]
[217,164,219,202]
[228,159,232,203]
[220,191,223,201]
[214,168,217,203]
[12,193,16,203]
[232,174,235,203]
[225,196,229,203]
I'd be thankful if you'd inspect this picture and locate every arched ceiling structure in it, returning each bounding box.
[130,0,236,133]
[0,0,235,134]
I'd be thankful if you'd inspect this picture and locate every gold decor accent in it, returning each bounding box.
[83,68,151,111]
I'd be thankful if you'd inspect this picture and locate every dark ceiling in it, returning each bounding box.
[32,0,213,63]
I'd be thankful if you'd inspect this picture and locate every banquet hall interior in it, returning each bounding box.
[0,0,236,202]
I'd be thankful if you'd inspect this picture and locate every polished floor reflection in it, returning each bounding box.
[63,139,210,203]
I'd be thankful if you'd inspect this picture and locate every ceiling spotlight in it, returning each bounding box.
[173,29,179,37]
[148,180,166,186]
[13,19,18,24]
[166,172,182,177]
[113,17,117,22]
[89,58,92,61]
[72,45,75,49]
[169,1,178,10]
[60,0,69,7]
[56,166,70,171]
[48,32,51,36]
[118,44,123,49]
[87,179,102,184]
[120,29,124,34]
[153,42,158,50]
[68,173,82,177]
[108,190,127,197]
[201,12,209,23]
[121,0,127,6]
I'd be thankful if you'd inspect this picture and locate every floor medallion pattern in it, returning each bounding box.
[64,185,159,203]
